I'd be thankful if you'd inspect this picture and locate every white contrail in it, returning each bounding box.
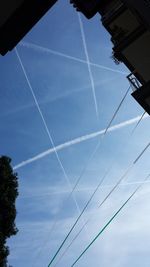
[19,41,127,75]
[78,13,99,119]
[13,113,149,170]
[15,48,82,215]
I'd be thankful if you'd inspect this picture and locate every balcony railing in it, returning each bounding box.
[127,72,142,91]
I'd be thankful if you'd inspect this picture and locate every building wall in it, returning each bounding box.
[109,9,140,40]
[100,0,122,16]
[0,0,24,27]
[122,0,150,30]
[122,30,150,82]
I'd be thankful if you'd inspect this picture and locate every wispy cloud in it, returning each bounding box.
[19,179,150,199]
[13,113,149,170]
[1,78,112,118]
[19,41,127,75]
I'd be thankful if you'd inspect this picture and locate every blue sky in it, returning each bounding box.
[0,1,150,266]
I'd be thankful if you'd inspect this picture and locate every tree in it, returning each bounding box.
[0,156,19,267]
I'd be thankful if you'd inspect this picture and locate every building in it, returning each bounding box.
[1,0,150,114]
[70,0,102,19]
[0,0,57,55]
[71,0,150,115]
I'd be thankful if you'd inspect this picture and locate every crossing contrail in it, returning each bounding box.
[13,113,149,170]
[78,13,99,119]
[15,48,71,183]
[19,41,127,75]
[15,47,84,217]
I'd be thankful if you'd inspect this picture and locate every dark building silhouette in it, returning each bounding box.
[71,0,150,114]
[70,0,101,19]
[1,0,150,114]
[0,0,57,55]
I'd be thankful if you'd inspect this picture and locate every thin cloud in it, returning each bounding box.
[19,41,127,75]
[13,113,149,170]
[19,179,150,200]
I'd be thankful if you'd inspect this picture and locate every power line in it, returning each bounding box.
[46,85,130,265]
[47,141,149,266]
[67,85,131,202]
[47,169,110,266]
[52,163,150,266]
[131,111,146,135]
[53,220,89,267]
[103,86,131,135]
[25,28,130,267]
[17,44,145,266]
[16,26,146,267]
[98,141,150,208]
[36,84,131,264]
[18,179,150,200]
[71,174,150,267]
[12,6,149,267]
[13,113,149,170]
[15,47,91,267]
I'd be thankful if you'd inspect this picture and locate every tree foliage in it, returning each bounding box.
[0,156,19,267]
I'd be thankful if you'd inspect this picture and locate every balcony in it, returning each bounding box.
[128,72,150,115]
[127,72,142,91]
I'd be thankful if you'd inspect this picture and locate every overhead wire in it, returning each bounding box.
[67,85,131,203]
[16,13,147,267]
[44,85,130,265]
[13,4,149,266]
[47,140,150,266]
[47,169,111,267]
[24,18,131,267]
[31,63,131,267]
[51,144,150,267]
[15,47,95,267]
[98,141,150,208]
[71,173,150,267]
[17,41,148,267]
[18,179,150,200]
[17,39,146,267]
[131,111,146,135]
[56,136,150,265]
[104,86,131,134]
[13,113,149,171]
[53,220,89,267]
